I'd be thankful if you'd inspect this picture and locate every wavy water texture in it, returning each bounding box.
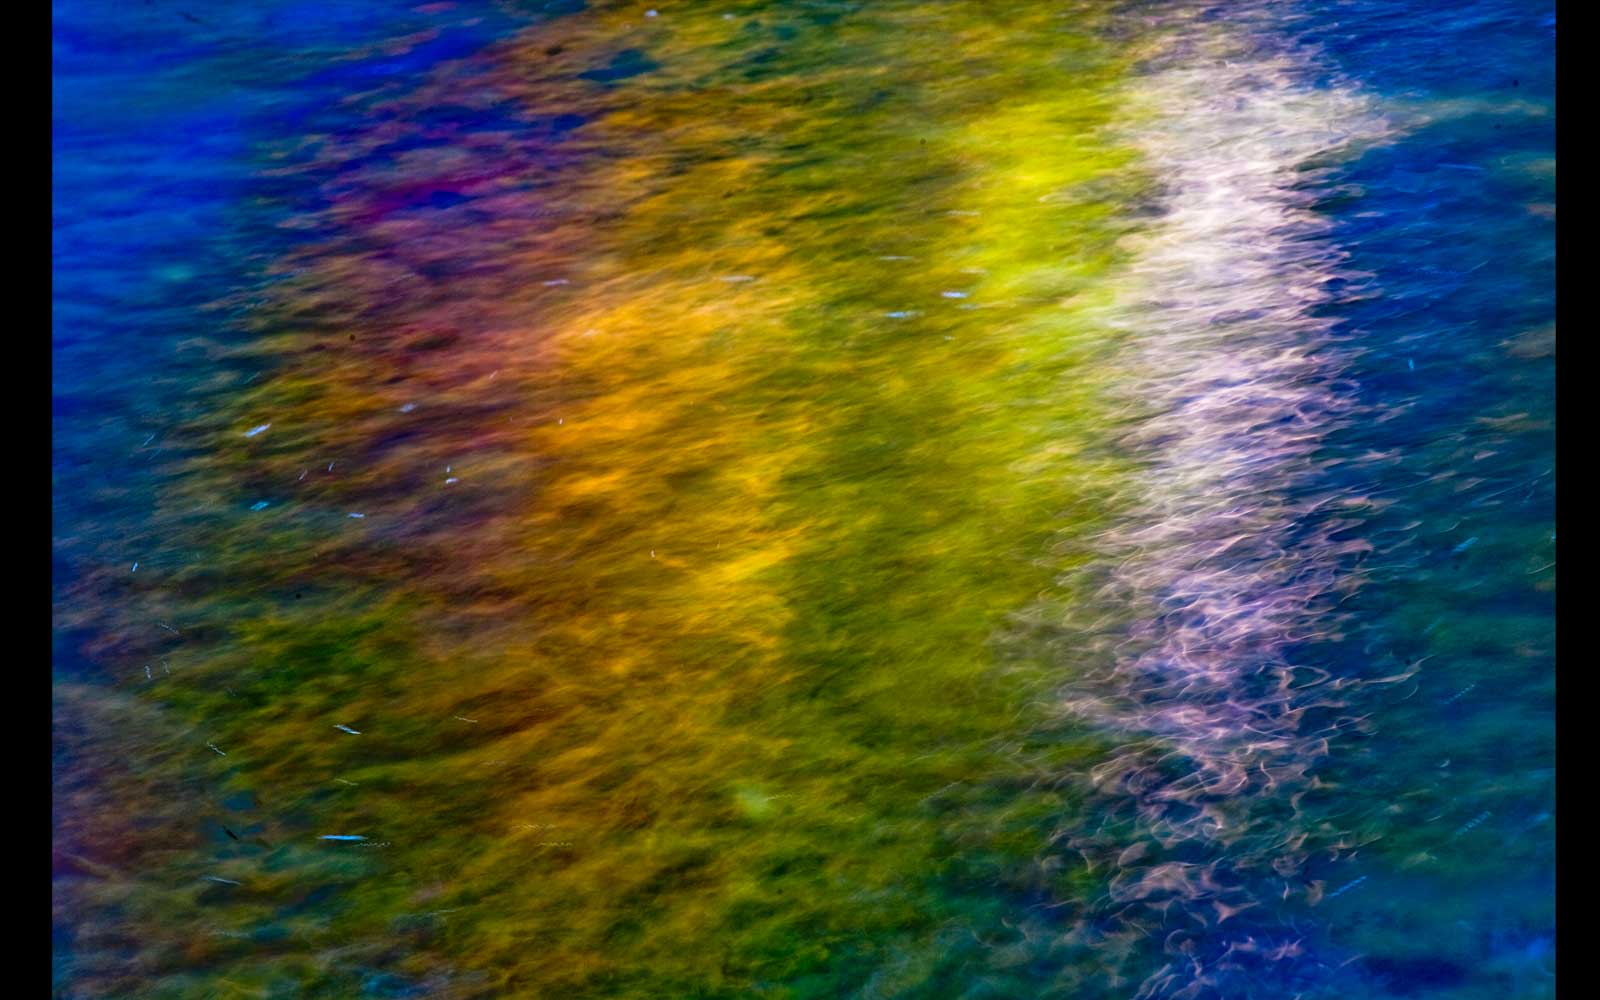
[53,2,1553,998]
[57,4,1159,997]
[1040,29,1415,999]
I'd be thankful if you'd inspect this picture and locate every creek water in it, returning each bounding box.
[54,2,1553,997]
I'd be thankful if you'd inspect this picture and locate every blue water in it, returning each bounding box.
[54,2,1553,997]
[52,0,528,667]
[1284,2,1555,992]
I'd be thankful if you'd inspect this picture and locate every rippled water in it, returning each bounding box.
[54,2,1553,998]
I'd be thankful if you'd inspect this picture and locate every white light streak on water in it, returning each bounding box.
[1050,30,1398,998]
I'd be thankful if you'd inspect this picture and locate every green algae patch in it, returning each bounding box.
[54,3,1163,997]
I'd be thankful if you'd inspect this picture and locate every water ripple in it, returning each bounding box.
[1047,25,1402,998]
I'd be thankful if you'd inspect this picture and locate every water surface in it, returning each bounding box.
[54,2,1553,997]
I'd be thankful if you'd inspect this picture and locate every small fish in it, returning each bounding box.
[202,875,241,886]
[455,716,478,723]
[318,835,367,842]
[886,311,916,319]
[399,403,416,413]
[1452,810,1492,837]
[206,742,227,757]
[1408,358,1415,370]
[244,424,270,438]
[327,462,335,472]
[1326,875,1366,900]
[131,562,138,573]
[445,477,459,485]
[250,501,270,511]
[541,279,569,287]
[1452,536,1478,554]
[159,622,180,634]
[223,825,240,841]
[1442,682,1477,705]
[719,275,755,283]
[144,665,152,680]
[298,470,307,481]
[879,255,912,261]
[140,434,155,447]
[334,724,362,735]
[347,513,365,519]
[941,291,969,299]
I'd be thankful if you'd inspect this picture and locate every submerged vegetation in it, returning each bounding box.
[55,2,1553,998]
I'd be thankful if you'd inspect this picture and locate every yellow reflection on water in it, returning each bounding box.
[56,3,1165,996]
